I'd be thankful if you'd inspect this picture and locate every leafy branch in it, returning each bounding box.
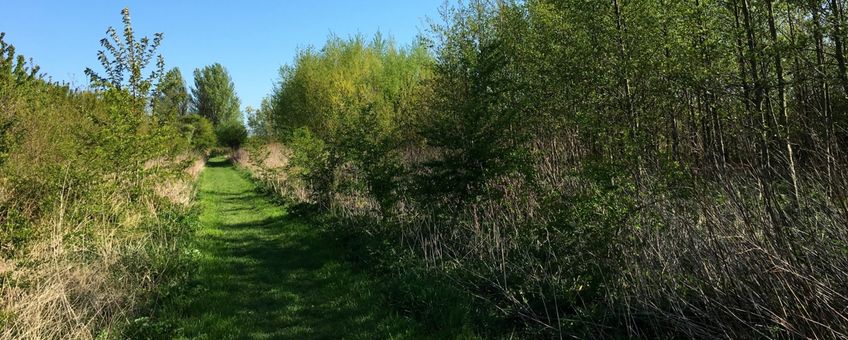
[84,7,164,100]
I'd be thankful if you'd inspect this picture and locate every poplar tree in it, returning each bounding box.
[153,67,189,121]
[191,63,241,126]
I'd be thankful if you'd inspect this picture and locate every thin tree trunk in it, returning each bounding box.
[830,0,848,96]
[741,0,772,173]
[813,1,836,195]
[766,0,801,205]
[612,0,643,192]
[612,0,636,135]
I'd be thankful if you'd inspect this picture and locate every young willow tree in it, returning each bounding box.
[84,7,164,101]
[418,1,530,202]
[80,7,181,165]
[270,34,432,210]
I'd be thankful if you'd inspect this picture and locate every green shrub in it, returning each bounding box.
[288,127,334,207]
[0,12,201,338]
[215,122,248,149]
[181,114,216,150]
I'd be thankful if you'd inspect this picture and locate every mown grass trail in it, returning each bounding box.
[167,157,422,339]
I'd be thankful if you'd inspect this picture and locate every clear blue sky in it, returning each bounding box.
[0,1,445,111]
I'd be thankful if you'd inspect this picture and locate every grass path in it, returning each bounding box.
[166,157,422,339]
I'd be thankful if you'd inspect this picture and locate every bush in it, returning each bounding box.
[181,114,216,150]
[258,2,848,338]
[287,127,334,207]
[215,122,248,149]
[0,18,200,338]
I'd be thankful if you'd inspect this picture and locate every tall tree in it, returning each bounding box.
[418,2,529,201]
[191,63,241,125]
[153,67,189,121]
[246,97,273,138]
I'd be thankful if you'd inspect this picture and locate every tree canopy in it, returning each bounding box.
[84,7,164,100]
[154,67,189,120]
[191,63,241,126]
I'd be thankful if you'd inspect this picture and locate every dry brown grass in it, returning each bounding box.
[275,133,848,338]
[234,143,307,200]
[2,193,133,339]
[0,154,202,339]
[0,259,13,277]
[142,152,199,171]
[234,143,288,171]
[617,174,848,339]
[184,157,206,180]
[261,143,288,169]
[153,180,194,207]
[152,153,206,207]
[0,180,11,207]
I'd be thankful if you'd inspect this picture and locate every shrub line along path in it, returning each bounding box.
[165,156,422,339]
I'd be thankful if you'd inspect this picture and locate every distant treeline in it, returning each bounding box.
[248,0,848,338]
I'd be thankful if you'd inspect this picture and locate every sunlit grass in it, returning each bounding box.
[148,157,425,339]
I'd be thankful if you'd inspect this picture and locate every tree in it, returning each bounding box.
[418,1,529,201]
[246,97,274,138]
[257,1,848,337]
[215,121,247,149]
[154,67,189,122]
[191,63,241,126]
[180,114,216,150]
[84,7,164,100]
[269,34,432,210]
[80,7,176,169]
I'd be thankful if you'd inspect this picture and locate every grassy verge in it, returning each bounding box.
[0,155,204,340]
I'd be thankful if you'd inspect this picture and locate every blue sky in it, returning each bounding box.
[0,1,445,110]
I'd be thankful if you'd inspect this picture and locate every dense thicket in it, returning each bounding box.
[0,10,201,338]
[260,0,848,338]
[268,35,432,209]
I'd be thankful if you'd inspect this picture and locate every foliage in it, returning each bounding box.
[5,0,848,337]
[417,1,530,202]
[154,67,190,122]
[262,0,848,338]
[84,7,164,100]
[215,121,247,149]
[286,127,333,207]
[0,32,38,167]
[191,63,241,126]
[271,34,432,212]
[246,97,274,139]
[181,114,217,151]
[0,12,197,338]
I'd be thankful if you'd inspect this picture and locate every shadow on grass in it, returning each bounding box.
[152,159,422,339]
[205,156,234,168]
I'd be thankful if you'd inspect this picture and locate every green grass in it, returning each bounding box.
[152,157,426,339]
